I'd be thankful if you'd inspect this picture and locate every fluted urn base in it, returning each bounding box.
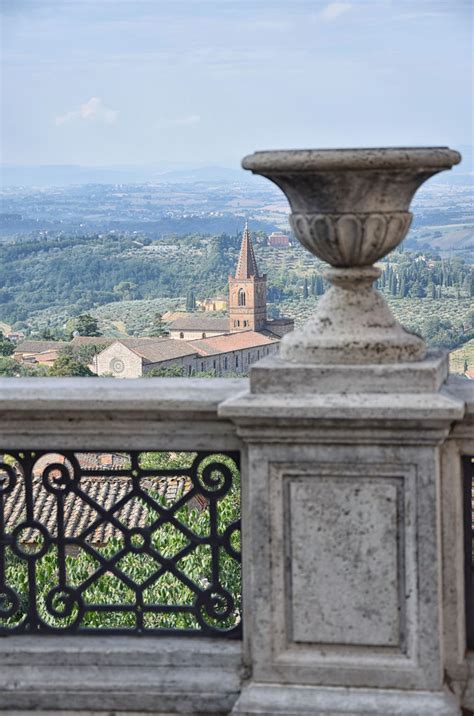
[280,267,426,365]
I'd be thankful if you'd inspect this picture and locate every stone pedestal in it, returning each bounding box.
[225,145,464,715]
[220,358,464,715]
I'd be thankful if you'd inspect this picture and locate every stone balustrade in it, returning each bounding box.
[1,146,474,716]
[0,374,472,715]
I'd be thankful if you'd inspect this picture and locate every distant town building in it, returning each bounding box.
[267,231,290,247]
[196,296,228,312]
[95,338,202,378]
[6,331,25,343]
[167,315,229,340]
[14,336,116,367]
[14,340,69,364]
[95,332,279,378]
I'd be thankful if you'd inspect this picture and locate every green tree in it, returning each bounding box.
[0,332,14,357]
[49,354,96,377]
[40,328,52,340]
[149,313,168,337]
[0,356,18,376]
[61,343,104,364]
[145,364,184,377]
[185,290,196,312]
[113,281,138,301]
[0,357,48,377]
[73,314,102,337]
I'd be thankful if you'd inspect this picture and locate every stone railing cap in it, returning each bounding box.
[242,147,461,173]
[0,376,248,413]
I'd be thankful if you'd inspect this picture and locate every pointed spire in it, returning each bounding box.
[235,221,260,279]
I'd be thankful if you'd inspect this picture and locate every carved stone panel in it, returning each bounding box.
[288,476,401,647]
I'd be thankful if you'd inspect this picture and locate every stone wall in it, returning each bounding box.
[169,328,227,340]
[96,342,143,378]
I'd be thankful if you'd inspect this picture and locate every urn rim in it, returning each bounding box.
[242,146,461,173]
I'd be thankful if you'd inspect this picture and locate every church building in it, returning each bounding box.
[167,222,293,340]
[93,224,294,377]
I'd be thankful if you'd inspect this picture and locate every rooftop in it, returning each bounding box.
[15,340,69,354]
[188,330,279,356]
[167,315,229,331]
[110,338,198,363]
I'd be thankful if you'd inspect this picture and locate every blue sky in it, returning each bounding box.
[1,0,472,168]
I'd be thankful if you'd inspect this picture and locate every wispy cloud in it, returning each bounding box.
[155,114,201,129]
[319,2,352,21]
[55,97,118,126]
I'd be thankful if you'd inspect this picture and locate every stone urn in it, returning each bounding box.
[242,147,461,364]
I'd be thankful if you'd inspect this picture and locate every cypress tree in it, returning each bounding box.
[303,278,309,299]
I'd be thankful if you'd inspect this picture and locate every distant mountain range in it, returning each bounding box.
[2,146,471,188]
[0,163,249,187]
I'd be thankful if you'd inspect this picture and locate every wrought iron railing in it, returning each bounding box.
[0,450,241,637]
[463,455,474,650]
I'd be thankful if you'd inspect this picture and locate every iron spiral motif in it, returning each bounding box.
[0,450,241,637]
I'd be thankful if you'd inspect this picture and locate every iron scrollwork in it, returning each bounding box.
[0,450,241,637]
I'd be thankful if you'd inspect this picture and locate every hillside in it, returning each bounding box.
[4,232,472,359]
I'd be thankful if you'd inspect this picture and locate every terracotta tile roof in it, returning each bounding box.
[15,340,68,354]
[115,338,197,362]
[71,336,116,347]
[4,475,195,545]
[188,330,279,356]
[168,315,229,332]
[28,349,62,364]
[3,453,198,545]
[161,310,186,322]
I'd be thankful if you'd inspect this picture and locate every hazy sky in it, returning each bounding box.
[2,0,472,168]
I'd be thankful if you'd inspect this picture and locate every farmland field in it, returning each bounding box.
[450,339,474,375]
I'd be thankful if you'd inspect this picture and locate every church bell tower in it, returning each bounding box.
[229,222,267,332]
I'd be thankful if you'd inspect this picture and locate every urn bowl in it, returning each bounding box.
[242,147,461,267]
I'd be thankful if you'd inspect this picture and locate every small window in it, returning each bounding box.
[201,362,204,371]
[238,288,246,306]
[180,332,184,339]
[236,355,239,367]
[257,350,260,359]
[237,320,240,327]
[224,357,228,370]
[213,359,216,370]
[202,332,206,338]
[243,320,247,327]
[188,365,192,375]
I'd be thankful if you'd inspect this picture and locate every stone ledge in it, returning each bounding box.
[219,388,465,423]
[250,350,448,394]
[0,377,249,414]
[0,637,242,714]
[231,683,459,716]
